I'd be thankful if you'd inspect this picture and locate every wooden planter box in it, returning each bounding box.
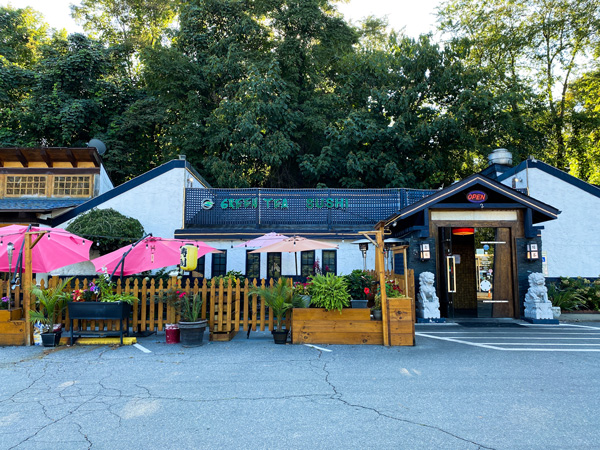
[292,298,414,346]
[0,308,22,322]
[68,302,131,345]
[0,307,25,345]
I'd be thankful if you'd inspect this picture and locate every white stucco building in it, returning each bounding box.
[491,158,600,278]
[55,157,210,239]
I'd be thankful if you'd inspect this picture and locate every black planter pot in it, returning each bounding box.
[272,329,289,344]
[179,320,207,346]
[351,299,368,308]
[372,309,382,320]
[41,331,61,347]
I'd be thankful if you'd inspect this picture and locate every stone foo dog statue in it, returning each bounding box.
[524,272,554,320]
[417,271,440,319]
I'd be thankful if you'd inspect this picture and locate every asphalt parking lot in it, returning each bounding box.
[416,322,600,352]
[2,322,600,450]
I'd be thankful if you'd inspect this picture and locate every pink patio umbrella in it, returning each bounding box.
[92,236,221,277]
[0,225,92,273]
[234,232,290,248]
[249,236,338,275]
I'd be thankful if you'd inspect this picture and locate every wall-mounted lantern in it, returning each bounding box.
[419,243,430,261]
[526,242,539,260]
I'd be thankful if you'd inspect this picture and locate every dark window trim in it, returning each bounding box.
[246,250,260,279]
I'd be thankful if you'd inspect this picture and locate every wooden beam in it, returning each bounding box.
[39,149,53,167]
[23,233,32,346]
[88,148,102,167]
[65,149,78,167]
[375,229,390,346]
[15,149,28,167]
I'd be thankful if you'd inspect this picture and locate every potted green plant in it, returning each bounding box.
[371,293,382,320]
[30,277,73,347]
[344,270,373,308]
[250,279,304,344]
[67,271,138,345]
[309,273,350,313]
[371,280,405,321]
[175,291,207,346]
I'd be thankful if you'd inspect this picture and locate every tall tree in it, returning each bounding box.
[71,0,178,79]
[438,0,600,170]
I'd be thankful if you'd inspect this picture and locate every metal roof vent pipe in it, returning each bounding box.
[488,148,512,166]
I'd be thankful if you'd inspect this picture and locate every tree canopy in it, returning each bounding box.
[1,0,600,188]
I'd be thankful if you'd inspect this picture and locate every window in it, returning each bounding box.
[246,251,260,279]
[5,175,46,196]
[196,255,206,277]
[267,252,281,279]
[53,175,92,197]
[301,250,315,277]
[322,250,337,275]
[211,251,227,277]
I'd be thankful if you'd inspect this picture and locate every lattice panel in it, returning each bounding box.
[184,187,438,229]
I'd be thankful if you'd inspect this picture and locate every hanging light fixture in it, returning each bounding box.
[452,227,474,236]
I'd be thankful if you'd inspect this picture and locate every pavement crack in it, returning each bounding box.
[315,354,495,450]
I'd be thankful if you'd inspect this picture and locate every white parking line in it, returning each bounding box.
[134,343,152,353]
[415,330,600,352]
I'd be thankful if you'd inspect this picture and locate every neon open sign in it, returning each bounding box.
[467,190,487,203]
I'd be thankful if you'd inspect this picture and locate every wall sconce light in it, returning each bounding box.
[419,243,430,261]
[526,242,539,260]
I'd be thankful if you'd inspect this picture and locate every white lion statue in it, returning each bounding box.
[524,272,554,320]
[417,271,440,319]
[524,272,550,304]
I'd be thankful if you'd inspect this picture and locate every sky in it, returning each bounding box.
[3,0,443,38]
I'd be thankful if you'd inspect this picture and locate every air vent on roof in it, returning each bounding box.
[488,148,512,166]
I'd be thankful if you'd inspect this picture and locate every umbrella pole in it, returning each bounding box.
[110,233,152,280]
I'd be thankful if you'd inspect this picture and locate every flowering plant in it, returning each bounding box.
[293,281,312,296]
[91,268,138,304]
[364,287,370,295]
[0,296,9,310]
[376,280,405,298]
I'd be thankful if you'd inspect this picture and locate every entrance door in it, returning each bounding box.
[439,227,514,318]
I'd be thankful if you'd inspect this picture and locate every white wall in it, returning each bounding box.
[58,166,204,239]
[195,238,377,279]
[502,167,600,278]
[54,165,205,276]
[98,165,114,194]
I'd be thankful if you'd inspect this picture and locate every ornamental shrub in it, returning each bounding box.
[308,273,350,313]
[66,208,145,255]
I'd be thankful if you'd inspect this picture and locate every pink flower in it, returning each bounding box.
[364,288,370,295]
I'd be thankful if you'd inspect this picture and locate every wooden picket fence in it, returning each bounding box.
[3,277,290,340]
[2,269,415,342]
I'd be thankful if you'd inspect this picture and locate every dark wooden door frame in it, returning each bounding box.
[430,217,521,319]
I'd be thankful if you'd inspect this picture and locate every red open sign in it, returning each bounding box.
[467,190,487,203]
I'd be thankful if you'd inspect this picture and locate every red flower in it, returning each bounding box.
[364,287,370,295]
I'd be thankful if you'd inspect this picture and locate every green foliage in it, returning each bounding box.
[93,271,138,304]
[308,273,350,313]
[0,6,50,67]
[344,270,374,300]
[178,292,204,323]
[208,271,245,288]
[547,283,585,311]
[438,0,600,174]
[66,208,144,255]
[249,278,303,330]
[30,277,73,331]
[550,277,600,311]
